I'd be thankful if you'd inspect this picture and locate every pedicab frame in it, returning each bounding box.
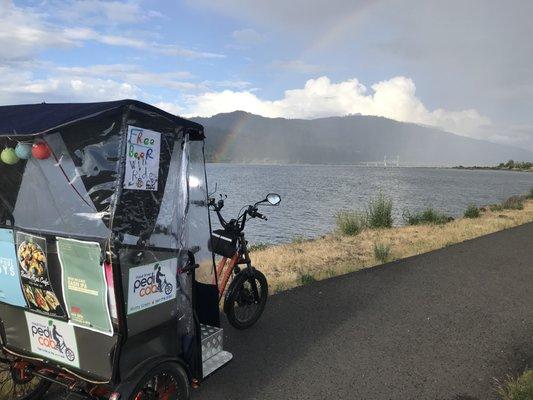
[0,100,225,399]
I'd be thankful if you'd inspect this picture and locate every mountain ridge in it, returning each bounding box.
[191,111,533,165]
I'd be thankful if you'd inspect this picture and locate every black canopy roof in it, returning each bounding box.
[0,99,203,138]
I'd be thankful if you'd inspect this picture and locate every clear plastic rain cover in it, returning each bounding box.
[0,105,209,374]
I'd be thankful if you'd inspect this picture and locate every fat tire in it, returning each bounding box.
[225,269,268,330]
[127,362,190,400]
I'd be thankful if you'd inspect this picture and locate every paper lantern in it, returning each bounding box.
[15,142,32,160]
[32,142,51,160]
[1,148,19,165]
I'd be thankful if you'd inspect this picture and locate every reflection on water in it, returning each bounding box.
[206,164,533,245]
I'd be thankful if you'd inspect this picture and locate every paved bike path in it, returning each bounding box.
[194,223,533,400]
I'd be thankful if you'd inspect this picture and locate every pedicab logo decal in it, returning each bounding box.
[25,312,80,368]
[124,125,161,191]
[127,259,177,315]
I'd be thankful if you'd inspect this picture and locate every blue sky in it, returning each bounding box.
[2,0,533,150]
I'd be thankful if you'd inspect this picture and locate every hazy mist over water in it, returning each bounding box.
[206,164,533,245]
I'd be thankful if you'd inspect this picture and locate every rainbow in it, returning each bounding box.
[212,112,251,161]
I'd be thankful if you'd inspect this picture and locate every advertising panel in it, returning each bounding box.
[58,237,113,335]
[17,232,65,317]
[127,258,177,315]
[25,312,80,368]
[0,228,26,307]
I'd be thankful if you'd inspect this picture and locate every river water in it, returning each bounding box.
[206,164,533,245]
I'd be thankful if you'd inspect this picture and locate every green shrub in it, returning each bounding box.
[497,370,533,400]
[292,235,310,244]
[299,273,316,285]
[527,188,533,199]
[336,210,367,235]
[502,195,525,210]
[249,243,269,252]
[489,203,504,212]
[373,242,391,263]
[367,193,393,228]
[274,283,289,293]
[403,208,451,225]
[464,203,481,218]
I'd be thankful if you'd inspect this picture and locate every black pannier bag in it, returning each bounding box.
[209,229,238,257]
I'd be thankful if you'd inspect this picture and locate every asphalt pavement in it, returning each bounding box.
[46,223,533,399]
[194,223,533,400]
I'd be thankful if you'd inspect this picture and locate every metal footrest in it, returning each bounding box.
[202,350,233,377]
[201,324,233,377]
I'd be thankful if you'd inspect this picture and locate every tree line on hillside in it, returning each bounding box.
[455,160,533,171]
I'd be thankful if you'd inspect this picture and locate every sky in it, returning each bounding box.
[2,0,533,151]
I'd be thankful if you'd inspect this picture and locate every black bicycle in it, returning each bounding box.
[209,193,281,329]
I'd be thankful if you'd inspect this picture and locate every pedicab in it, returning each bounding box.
[0,100,279,400]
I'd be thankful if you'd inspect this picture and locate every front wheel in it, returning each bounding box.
[128,362,190,400]
[224,269,268,330]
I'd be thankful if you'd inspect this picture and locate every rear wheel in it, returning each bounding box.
[128,362,189,400]
[0,360,52,400]
[225,269,268,330]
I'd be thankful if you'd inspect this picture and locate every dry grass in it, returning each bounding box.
[253,200,533,293]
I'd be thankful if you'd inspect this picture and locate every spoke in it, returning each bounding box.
[233,277,263,323]
[0,362,42,400]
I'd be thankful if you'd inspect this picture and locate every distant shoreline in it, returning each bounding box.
[206,161,533,171]
[453,166,533,172]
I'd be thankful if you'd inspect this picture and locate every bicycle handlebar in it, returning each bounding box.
[208,197,268,231]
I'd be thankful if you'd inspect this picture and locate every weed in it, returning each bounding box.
[502,195,525,210]
[292,235,310,244]
[299,273,316,285]
[367,192,393,228]
[249,243,269,252]
[490,204,504,212]
[336,210,367,235]
[374,242,391,263]
[496,370,533,400]
[403,208,451,225]
[464,203,481,218]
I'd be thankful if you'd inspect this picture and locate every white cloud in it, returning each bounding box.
[55,64,199,90]
[155,102,183,116]
[0,67,140,104]
[188,0,375,31]
[270,60,324,74]
[61,27,225,59]
[0,1,224,60]
[231,28,264,47]
[185,76,491,137]
[0,1,75,60]
[201,80,252,90]
[51,0,162,26]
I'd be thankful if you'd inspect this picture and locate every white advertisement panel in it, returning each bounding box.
[25,312,80,368]
[127,258,177,315]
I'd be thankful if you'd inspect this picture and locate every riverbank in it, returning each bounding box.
[454,160,533,172]
[252,199,533,293]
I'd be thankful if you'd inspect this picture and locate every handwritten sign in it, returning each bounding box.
[124,125,161,191]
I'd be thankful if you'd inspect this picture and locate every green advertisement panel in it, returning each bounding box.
[57,238,113,336]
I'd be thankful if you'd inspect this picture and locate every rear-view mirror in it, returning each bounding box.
[266,193,281,206]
